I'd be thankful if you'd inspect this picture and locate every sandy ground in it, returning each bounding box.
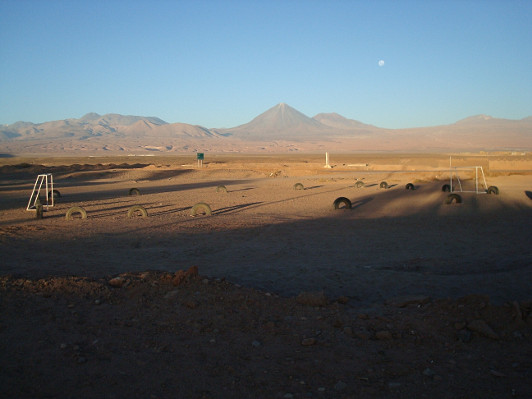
[1,153,532,398]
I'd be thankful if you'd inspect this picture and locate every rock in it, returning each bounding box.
[173,270,186,286]
[423,368,435,377]
[109,277,125,288]
[173,266,199,286]
[184,300,198,309]
[334,381,347,391]
[337,296,349,304]
[301,338,317,346]
[252,340,261,348]
[375,330,393,340]
[164,290,179,299]
[490,369,506,377]
[454,321,466,330]
[457,329,472,343]
[467,320,499,340]
[387,295,431,307]
[354,330,371,340]
[388,382,402,389]
[186,265,199,277]
[296,291,329,307]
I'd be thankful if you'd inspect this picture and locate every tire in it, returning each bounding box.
[445,194,462,205]
[442,184,451,192]
[355,181,365,188]
[333,197,352,210]
[191,202,212,216]
[49,189,61,198]
[129,188,140,196]
[487,186,499,195]
[293,183,304,190]
[380,181,388,189]
[405,183,415,190]
[216,185,227,193]
[127,205,148,218]
[66,206,87,220]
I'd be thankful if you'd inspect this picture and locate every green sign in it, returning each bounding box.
[196,153,204,160]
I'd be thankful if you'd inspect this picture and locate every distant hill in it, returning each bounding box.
[1,105,531,154]
[313,112,378,132]
[214,103,332,140]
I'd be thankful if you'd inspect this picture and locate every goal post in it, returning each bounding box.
[27,174,54,211]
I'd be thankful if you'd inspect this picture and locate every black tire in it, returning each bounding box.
[191,202,212,216]
[380,181,388,189]
[127,205,148,218]
[405,183,415,190]
[442,184,451,192]
[216,185,227,193]
[333,197,352,210]
[66,206,87,220]
[129,188,140,196]
[293,183,304,191]
[487,186,499,195]
[49,189,61,199]
[445,194,462,205]
[355,181,365,188]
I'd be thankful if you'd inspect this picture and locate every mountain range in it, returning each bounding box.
[1,103,531,154]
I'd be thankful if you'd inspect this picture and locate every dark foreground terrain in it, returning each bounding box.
[1,269,531,399]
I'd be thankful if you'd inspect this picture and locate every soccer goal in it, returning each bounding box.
[26,174,55,210]
[449,165,489,194]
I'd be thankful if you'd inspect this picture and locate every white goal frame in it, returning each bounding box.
[449,157,489,194]
[26,174,55,210]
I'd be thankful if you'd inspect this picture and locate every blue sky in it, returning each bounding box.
[1,0,531,129]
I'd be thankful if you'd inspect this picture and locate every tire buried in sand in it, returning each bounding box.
[442,184,451,192]
[66,206,87,220]
[191,202,212,216]
[405,183,415,190]
[380,181,388,189]
[129,188,140,196]
[293,183,304,190]
[333,197,352,210]
[49,189,61,199]
[445,193,462,205]
[355,181,365,188]
[487,186,499,195]
[216,185,227,193]
[127,205,148,218]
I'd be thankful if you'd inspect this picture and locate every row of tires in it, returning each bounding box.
[332,193,464,209]
[64,202,213,220]
[60,178,502,219]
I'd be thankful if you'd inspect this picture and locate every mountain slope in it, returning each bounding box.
[1,105,531,153]
[217,103,334,140]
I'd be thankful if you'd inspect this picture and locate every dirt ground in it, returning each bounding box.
[1,153,531,398]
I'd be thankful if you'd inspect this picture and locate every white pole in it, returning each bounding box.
[325,152,331,168]
[449,156,452,192]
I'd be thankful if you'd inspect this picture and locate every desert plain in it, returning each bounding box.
[1,152,532,398]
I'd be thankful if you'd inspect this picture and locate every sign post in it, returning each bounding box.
[197,152,204,168]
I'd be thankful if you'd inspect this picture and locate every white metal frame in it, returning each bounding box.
[449,157,489,194]
[27,174,54,210]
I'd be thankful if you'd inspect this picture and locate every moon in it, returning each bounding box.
[378,60,385,67]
